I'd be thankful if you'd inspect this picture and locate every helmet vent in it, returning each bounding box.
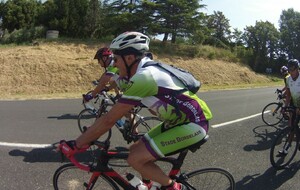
[123,35,137,41]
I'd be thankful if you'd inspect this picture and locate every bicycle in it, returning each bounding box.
[270,106,300,170]
[261,89,289,126]
[78,91,161,143]
[53,128,236,190]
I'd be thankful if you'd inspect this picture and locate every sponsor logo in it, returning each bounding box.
[160,130,201,147]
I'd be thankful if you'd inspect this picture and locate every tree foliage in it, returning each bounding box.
[279,8,300,60]
[244,21,280,72]
[1,0,40,32]
[205,11,231,48]
[1,0,300,74]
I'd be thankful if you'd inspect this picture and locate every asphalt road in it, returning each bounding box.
[2,86,300,190]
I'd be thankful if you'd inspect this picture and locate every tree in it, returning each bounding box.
[1,0,39,32]
[279,8,300,60]
[205,11,231,48]
[38,0,57,29]
[244,21,280,72]
[149,0,205,43]
[83,0,102,38]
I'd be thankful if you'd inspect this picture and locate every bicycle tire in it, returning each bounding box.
[177,168,235,190]
[132,116,162,136]
[270,127,299,170]
[77,108,110,142]
[78,108,98,133]
[53,163,120,190]
[262,102,284,126]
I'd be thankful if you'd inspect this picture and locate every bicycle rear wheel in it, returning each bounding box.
[53,163,119,190]
[262,102,284,126]
[270,127,299,170]
[133,116,162,135]
[178,168,235,190]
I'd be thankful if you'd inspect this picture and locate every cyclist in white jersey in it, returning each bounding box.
[279,59,300,155]
[285,59,300,108]
[74,32,212,190]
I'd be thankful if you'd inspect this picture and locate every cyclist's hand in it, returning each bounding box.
[83,94,93,102]
[58,140,89,158]
[276,89,282,93]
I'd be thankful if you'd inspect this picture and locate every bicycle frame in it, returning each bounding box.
[81,91,160,143]
[59,135,208,190]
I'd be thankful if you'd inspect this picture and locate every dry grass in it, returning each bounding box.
[0,42,279,100]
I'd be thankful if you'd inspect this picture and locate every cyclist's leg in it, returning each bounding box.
[279,110,298,154]
[127,122,207,187]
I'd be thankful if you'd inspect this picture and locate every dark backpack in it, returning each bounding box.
[142,61,201,94]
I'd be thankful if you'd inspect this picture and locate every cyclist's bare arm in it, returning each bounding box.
[76,102,135,148]
[285,88,291,107]
[91,73,113,98]
[107,79,120,95]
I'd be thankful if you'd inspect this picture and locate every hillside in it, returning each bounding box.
[0,42,279,100]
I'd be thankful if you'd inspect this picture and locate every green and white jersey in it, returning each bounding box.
[118,57,212,130]
[286,74,300,107]
[105,61,119,76]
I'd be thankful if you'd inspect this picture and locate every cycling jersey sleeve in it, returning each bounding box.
[106,65,119,76]
[118,70,158,106]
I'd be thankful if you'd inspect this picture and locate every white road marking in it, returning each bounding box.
[0,112,265,147]
[0,142,53,148]
[211,112,262,128]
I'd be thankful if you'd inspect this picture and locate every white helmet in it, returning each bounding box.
[110,31,150,54]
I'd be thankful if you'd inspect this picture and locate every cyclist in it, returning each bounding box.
[285,59,300,108]
[280,65,289,95]
[63,31,212,190]
[279,59,300,154]
[83,47,119,101]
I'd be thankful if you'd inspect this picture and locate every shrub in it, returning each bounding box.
[0,26,46,44]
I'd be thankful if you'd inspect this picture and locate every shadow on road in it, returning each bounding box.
[8,144,100,163]
[47,113,78,120]
[243,123,285,152]
[236,162,300,190]
[8,145,61,163]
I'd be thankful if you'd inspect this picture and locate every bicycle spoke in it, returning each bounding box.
[262,102,284,126]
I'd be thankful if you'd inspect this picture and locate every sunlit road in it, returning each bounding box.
[2,86,300,190]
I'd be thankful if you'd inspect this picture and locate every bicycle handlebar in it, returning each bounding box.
[58,140,129,172]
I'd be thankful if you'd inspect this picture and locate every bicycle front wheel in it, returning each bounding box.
[53,163,119,190]
[178,168,235,190]
[262,102,284,126]
[77,108,110,142]
[78,108,98,133]
[270,127,299,170]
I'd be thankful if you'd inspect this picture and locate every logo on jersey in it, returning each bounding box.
[123,81,134,92]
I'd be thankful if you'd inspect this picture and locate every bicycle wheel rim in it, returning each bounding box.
[77,108,110,142]
[262,102,283,126]
[178,168,235,190]
[78,108,97,133]
[270,127,299,170]
[53,163,119,190]
[133,116,162,135]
